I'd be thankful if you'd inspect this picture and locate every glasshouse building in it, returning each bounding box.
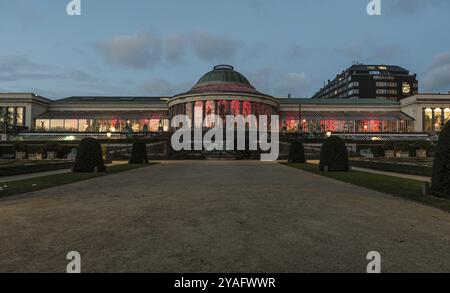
[1,65,450,140]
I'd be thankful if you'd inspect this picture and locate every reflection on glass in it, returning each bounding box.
[205,101,216,128]
[444,108,450,123]
[424,108,433,133]
[435,108,442,132]
[194,101,203,128]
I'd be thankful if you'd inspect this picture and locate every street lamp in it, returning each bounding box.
[106,132,112,163]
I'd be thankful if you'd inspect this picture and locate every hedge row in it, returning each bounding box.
[0,162,74,177]
[350,159,432,177]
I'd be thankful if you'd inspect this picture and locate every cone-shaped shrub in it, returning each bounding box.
[73,137,106,172]
[129,141,149,164]
[319,136,349,171]
[288,141,306,163]
[431,121,450,198]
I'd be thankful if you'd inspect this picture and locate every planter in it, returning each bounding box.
[46,151,57,160]
[416,149,427,158]
[395,151,409,158]
[384,150,395,158]
[28,153,43,160]
[15,152,26,160]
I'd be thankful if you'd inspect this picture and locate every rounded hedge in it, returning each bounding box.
[129,141,149,164]
[288,141,305,163]
[73,137,106,172]
[45,141,62,153]
[431,121,450,198]
[319,136,349,172]
[13,141,27,152]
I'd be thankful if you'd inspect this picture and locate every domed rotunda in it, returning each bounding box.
[168,65,279,128]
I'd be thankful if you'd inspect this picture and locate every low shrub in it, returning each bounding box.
[382,141,395,150]
[45,141,62,153]
[394,142,410,152]
[288,141,306,163]
[129,141,149,164]
[13,141,27,152]
[431,121,450,198]
[319,136,349,171]
[73,138,106,172]
[27,145,44,154]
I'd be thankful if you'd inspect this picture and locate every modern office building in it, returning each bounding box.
[312,64,419,101]
[1,65,449,141]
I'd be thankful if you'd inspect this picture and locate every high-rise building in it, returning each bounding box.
[312,64,419,101]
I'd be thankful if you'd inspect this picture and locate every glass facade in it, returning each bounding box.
[170,100,277,129]
[35,116,169,133]
[423,107,450,133]
[0,106,25,128]
[279,111,413,133]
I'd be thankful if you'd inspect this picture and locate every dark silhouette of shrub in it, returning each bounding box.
[129,141,149,164]
[73,137,106,172]
[319,136,349,171]
[45,141,62,153]
[431,121,450,198]
[288,140,306,163]
[13,141,27,152]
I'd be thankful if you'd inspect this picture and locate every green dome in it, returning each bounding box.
[194,65,253,88]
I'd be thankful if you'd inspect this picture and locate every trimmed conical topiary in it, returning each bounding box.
[288,140,306,163]
[319,136,349,171]
[73,137,106,172]
[431,121,450,198]
[129,141,149,164]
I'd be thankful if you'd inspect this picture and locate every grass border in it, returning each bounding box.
[0,163,152,198]
[281,163,450,213]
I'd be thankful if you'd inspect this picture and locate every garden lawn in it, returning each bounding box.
[0,164,148,198]
[283,163,450,213]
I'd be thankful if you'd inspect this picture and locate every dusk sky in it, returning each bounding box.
[0,0,449,99]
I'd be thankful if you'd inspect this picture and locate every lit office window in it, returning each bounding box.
[402,82,411,95]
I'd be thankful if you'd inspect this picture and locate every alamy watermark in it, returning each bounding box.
[171,114,279,162]
[66,1,380,17]
[66,251,81,273]
[367,0,382,16]
[67,0,81,16]
[366,251,381,273]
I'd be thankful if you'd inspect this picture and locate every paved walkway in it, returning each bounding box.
[1,161,450,273]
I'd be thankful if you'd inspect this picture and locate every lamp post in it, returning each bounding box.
[106,132,112,163]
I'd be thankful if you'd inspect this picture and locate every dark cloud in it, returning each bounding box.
[0,55,97,82]
[165,34,188,64]
[191,31,240,62]
[96,30,242,67]
[422,51,450,92]
[96,32,163,69]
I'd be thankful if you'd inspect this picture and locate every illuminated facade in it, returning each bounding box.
[312,64,419,101]
[1,66,450,140]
